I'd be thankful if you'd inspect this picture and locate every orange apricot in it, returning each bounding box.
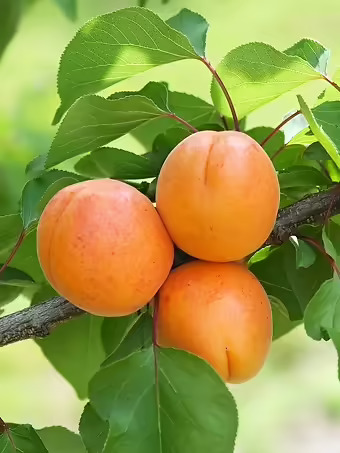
[157,260,272,383]
[156,130,280,262]
[37,179,174,316]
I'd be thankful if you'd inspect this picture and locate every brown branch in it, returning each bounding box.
[323,75,340,93]
[201,57,240,131]
[1,186,340,348]
[0,297,84,347]
[261,111,301,148]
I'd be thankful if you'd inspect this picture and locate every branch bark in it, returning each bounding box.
[1,185,340,348]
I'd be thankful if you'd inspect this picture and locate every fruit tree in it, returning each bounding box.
[1,3,340,453]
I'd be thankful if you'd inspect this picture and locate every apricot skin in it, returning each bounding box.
[157,261,272,383]
[37,179,174,316]
[156,130,280,262]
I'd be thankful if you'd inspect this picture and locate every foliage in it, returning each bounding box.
[1,4,340,453]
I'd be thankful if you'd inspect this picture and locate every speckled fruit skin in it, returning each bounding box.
[157,261,272,383]
[37,179,174,316]
[156,130,280,262]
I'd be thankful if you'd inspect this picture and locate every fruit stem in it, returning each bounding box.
[299,236,340,277]
[166,113,198,133]
[261,111,301,148]
[201,57,240,131]
[0,230,26,277]
[323,75,340,93]
[0,417,16,451]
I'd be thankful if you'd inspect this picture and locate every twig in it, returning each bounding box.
[323,75,340,93]
[201,57,240,131]
[261,111,301,148]
[0,230,26,276]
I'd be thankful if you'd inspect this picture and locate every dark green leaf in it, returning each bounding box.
[304,142,330,161]
[89,347,238,453]
[285,39,330,75]
[0,424,47,453]
[48,95,167,168]
[246,127,284,157]
[79,403,109,453]
[53,0,77,21]
[322,219,340,268]
[0,229,44,282]
[75,148,158,179]
[0,0,21,59]
[36,315,105,399]
[270,296,300,340]
[251,241,332,320]
[289,236,316,268]
[109,81,170,112]
[278,165,330,189]
[304,276,340,340]
[37,427,85,453]
[273,145,305,171]
[166,8,208,57]
[298,96,340,167]
[26,154,46,178]
[101,313,138,356]
[21,170,82,229]
[103,312,152,366]
[31,282,58,305]
[0,214,23,255]
[211,42,321,118]
[54,7,199,122]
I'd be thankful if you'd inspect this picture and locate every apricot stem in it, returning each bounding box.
[201,57,240,131]
[299,236,340,277]
[0,230,26,277]
[0,417,16,451]
[261,111,301,148]
[166,113,198,133]
[323,75,340,93]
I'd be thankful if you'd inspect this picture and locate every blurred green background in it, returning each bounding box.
[1,0,340,452]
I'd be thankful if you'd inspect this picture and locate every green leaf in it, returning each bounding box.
[298,96,340,168]
[0,214,23,256]
[251,241,332,320]
[79,403,109,453]
[108,81,170,111]
[54,7,199,122]
[102,312,152,367]
[36,315,105,399]
[322,219,340,268]
[89,347,238,453]
[53,0,77,21]
[75,147,158,179]
[317,68,340,103]
[0,229,44,282]
[304,142,330,161]
[278,165,330,189]
[284,39,330,75]
[329,329,340,380]
[289,236,316,268]
[0,0,21,59]
[0,424,47,453]
[270,296,300,340]
[211,42,322,119]
[101,313,138,355]
[0,265,36,308]
[21,170,82,229]
[48,95,167,168]
[304,276,340,340]
[166,8,208,57]
[273,145,305,171]
[37,427,85,453]
[246,127,284,157]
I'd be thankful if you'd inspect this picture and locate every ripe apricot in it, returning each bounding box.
[156,130,279,262]
[157,260,272,383]
[37,179,174,316]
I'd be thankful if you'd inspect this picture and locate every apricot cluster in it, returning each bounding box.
[37,131,279,383]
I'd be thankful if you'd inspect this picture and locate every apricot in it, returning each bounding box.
[156,130,279,262]
[157,261,272,383]
[37,179,174,316]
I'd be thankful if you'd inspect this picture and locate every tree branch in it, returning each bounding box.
[1,186,340,348]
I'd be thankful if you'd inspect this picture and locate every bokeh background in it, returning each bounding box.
[1,0,340,452]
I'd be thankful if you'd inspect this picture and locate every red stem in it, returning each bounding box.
[0,418,16,451]
[166,113,198,134]
[300,236,340,277]
[0,230,26,276]
[201,57,240,131]
[261,111,301,148]
[323,75,340,93]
